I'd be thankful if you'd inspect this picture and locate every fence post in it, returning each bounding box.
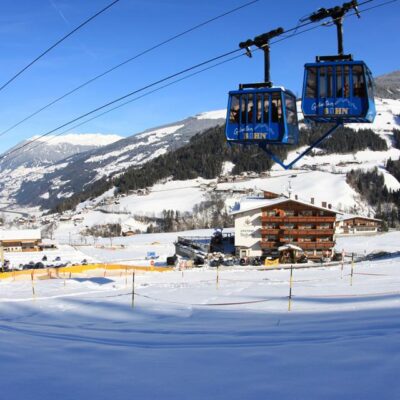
[350,253,354,286]
[288,264,293,312]
[31,270,35,298]
[125,267,128,287]
[181,261,184,280]
[341,249,344,279]
[131,271,135,309]
[216,265,220,289]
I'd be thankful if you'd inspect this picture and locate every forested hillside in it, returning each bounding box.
[53,123,391,214]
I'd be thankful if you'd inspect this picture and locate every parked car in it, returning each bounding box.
[297,254,308,264]
[33,262,45,269]
[332,252,343,262]
[209,259,220,267]
[251,257,262,266]
[22,262,35,270]
[53,260,63,268]
[166,255,177,266]
[193,256,205,266]
[222,258,234,267]
[239,258,249,266]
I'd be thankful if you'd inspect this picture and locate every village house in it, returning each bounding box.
[335,214,382,235]
[232,191,338,260]
[0,229,42,252]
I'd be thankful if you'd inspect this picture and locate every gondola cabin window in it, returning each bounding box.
[285,94,297,125]
[229,95,239,123]
[306,67,317,98]
[264,95,270,123]
[353,65,366,97]
[271,93,282,123]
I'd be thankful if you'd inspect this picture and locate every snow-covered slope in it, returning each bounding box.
[1,231,400,399]
[375,70,400,99]
[286,97,400,176]
[0,113,225,209]
[0,133,123,170]
[0,133,124,210]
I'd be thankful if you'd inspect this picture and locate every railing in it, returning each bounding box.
[260,229,280,235]
[260,241,279,248]
[261,216,336,223]
[260,240,335,250]
[281,228,334,235]
[297,242,335,249]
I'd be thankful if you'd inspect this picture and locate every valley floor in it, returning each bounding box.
[0,232,400,399]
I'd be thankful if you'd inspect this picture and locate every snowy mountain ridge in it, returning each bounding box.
[29,133,123,147]
[0,113,226,210]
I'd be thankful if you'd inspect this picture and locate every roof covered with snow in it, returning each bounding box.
[231,196,340,216]
[0,229,41,241]
[336,214,382,222]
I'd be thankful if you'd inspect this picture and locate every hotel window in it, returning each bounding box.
[318,223,330,229]
[265,210,277,216]
[265,235,277,242]
[299,224,313,229]
[300,210,313,216]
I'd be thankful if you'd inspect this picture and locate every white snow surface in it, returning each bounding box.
[136,124,185,139]
[221,161,235,175]
[118,179,207,216]
[30,133,123,146]
[1,231,400,399]
[196,109,226,120]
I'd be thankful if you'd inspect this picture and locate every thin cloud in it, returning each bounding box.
[48,0,70,26]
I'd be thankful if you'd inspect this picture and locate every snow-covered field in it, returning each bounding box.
[5,244,97,269]
[1,232,399,399]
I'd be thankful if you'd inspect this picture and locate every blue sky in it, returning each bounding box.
[0,0,398,152]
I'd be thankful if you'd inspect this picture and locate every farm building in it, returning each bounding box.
[0,229,42,252]
[335,214,382,234]
[232,191,337,260]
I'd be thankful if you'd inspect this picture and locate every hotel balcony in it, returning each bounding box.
[261,215,336,223]
[260,240,335,250]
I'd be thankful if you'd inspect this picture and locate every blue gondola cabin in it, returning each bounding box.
[225,87,299,145]
[302,60,376,123]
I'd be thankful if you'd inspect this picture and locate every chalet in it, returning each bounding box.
[122,230,136,237]
[335,214,382,235]
[0,229,42,252]
[232,191,338,260]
